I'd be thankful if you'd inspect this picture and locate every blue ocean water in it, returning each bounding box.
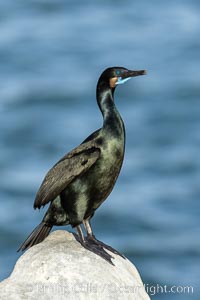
[0,1,200,299]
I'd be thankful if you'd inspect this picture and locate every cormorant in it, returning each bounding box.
[18,67,146,264]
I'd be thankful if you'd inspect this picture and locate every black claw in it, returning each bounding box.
[80,239,115,265]
[86,235,126,259]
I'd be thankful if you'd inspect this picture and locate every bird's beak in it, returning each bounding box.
[123,69,147,78]
[116,69,147,85]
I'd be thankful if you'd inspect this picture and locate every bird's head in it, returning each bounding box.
[98,67,147,90]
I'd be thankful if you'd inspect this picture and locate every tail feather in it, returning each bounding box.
[17,222,52,252]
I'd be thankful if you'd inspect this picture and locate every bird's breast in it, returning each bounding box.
[86,135,125,205]
[100,137,124,172]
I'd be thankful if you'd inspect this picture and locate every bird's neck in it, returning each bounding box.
[96,83,125,137]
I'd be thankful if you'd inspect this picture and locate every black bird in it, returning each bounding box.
[18,67,146,264]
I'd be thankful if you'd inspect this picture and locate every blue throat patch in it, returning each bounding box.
[116,77,131,85]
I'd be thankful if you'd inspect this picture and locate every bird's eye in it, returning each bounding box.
[115,70,121,76]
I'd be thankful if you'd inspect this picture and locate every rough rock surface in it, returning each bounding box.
[0,230,150,300]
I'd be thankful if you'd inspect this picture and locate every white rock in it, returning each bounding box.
[0,230,150,300]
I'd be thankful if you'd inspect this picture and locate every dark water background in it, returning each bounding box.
[0,1,200,299]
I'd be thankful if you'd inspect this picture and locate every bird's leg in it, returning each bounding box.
[83,218,93,236]
[76,224,85,243]
[83,218,125,259]
[76,225,114,265]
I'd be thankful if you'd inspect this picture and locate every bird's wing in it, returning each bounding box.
[34,141,100,209]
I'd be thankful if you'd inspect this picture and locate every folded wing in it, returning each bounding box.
[34,142,100,209]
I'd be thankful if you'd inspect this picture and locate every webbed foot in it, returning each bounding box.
[74,226,114,265]
[86,234,125,259]
[80,238,115,265]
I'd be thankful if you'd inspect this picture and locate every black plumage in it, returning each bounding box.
[18,67,146,264]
